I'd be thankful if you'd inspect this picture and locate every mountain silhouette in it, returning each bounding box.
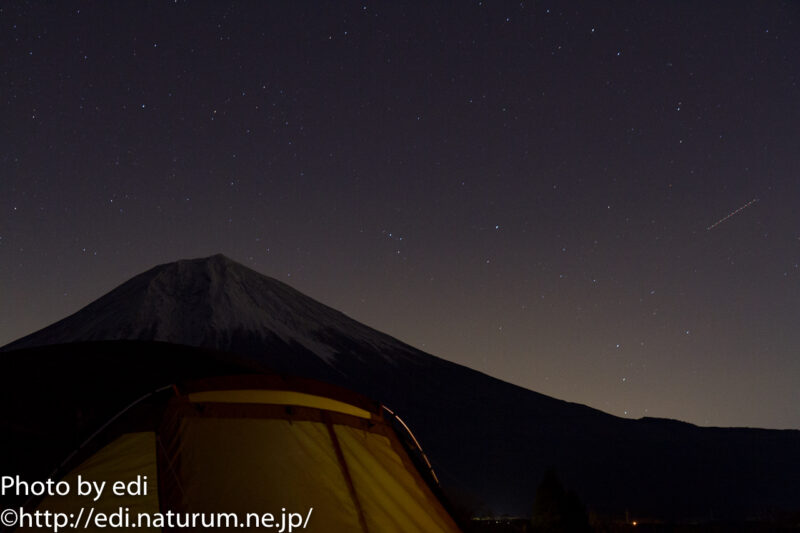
[3,254,799,523]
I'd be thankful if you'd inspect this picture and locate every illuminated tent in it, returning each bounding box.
[25,375,462,533]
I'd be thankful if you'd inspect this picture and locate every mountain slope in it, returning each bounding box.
[3,254,799,522]
[5,254,420,369]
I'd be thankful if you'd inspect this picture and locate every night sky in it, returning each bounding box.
[2,2,799,429]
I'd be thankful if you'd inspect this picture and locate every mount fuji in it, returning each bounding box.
[3,254,799,522]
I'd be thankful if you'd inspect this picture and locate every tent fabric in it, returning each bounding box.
[336,425,461,532]
[27,432,160,533]
[164,417,363,531]
[24,376,462,533]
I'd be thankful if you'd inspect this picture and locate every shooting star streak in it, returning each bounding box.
[706,198,759,230]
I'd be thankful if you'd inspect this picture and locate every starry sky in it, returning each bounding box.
[2,1,799,429]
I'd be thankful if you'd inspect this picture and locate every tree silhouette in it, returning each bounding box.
[531,469,592,533]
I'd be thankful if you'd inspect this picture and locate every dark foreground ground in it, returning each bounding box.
[468,516,800,532]
[3,339,799,528]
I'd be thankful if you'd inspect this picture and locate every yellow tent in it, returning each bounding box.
[22,376,462,532]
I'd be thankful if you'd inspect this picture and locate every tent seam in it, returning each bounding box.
[324,413,370,533]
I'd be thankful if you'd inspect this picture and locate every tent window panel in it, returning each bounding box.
[174,418,362,532]
[334,426,461,533]
[187,390,372,419]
